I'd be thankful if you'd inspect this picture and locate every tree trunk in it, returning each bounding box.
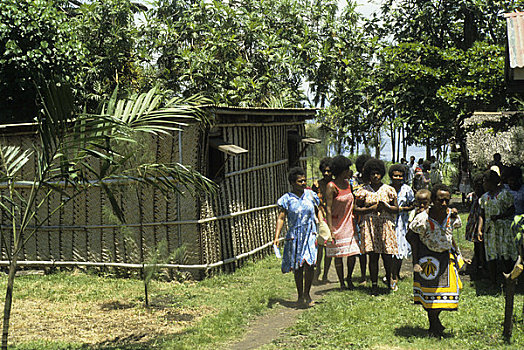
[503,276,516,342]
[426,137,431,159]
[396,127,401,162]
[2,257,18,350]
[374,131,381,159]
[402,126,407,159]
[390,123,396,162]
[350,132,354,155]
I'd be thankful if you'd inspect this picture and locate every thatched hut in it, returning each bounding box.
[0,107,317,277]
[463,111,524,167]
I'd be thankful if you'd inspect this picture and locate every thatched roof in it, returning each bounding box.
[463,112,524,167]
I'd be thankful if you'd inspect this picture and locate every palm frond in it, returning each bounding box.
[0,146,32,179]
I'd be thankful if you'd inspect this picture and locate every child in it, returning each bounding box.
[504,165,524,216]
[406,184,463,337]
[409,189,431,221]
[312,157,334,282]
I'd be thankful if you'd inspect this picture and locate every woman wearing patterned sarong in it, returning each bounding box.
[407,184,463,337]
[478,170,516,286]
[325,156,361,290]
[274,167,319,307]
[355,158,398,294]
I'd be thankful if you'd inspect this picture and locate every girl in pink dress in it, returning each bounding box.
[325,156,361,289]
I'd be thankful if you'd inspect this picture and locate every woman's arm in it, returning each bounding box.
[325,182,336,239]
[406,229,422,272]
[273,210,286,246]
[477,209,484,242]
[316,203,324,222]
[354,191,378,214]
[380,196,399,214]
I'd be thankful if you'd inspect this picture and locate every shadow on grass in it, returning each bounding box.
[86,328,194,350]
[394,325,428,338]
[267,298,309,310]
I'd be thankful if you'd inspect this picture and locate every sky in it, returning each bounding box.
[343,0,382,18]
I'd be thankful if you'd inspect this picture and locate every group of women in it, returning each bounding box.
[273,155,467,336]
[273,156,412,298]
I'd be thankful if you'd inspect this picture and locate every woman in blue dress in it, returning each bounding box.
[273,167,320,307]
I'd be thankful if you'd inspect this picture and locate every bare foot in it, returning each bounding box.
[414,264,423,273]
[304,297,315,307]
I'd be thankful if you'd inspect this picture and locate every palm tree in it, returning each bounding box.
[0,81,216,349]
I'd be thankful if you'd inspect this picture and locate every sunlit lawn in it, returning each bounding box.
[4,212,524,350]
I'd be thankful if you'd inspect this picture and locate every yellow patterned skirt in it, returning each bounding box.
[413,242,463,311]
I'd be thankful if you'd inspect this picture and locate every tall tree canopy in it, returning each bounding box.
[363,0,524,159]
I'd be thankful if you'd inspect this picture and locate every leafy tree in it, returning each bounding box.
[0,0,86,122]
[73,0,144,106]
[142,0,320,106]
[304,1,374,154]
[365,0,524,158]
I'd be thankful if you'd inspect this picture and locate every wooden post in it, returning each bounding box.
[503,257,523,342]
[503,276,516,342]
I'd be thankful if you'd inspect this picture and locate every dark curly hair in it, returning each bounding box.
[431,183,451,201]
[355,154,372,173]
[331,155,352,177]
[504,165,522,181]
[288,167,306,183]
[472,173,484,191]
[362,158,385,181]
[483,169,500,186]
[388,163,406,179]
[318,157,333,172]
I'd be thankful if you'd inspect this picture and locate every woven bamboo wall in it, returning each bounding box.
[0,108,315,275]
[197,116,309,273]
[0,127,201,266]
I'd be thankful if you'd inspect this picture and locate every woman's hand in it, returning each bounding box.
[413,264,423,273]
[273,238,280,247]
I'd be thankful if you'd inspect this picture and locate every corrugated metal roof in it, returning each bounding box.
[505,12,524,68]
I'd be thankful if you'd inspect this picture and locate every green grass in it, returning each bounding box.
[262,278,524,350]
[260,211,524,350]
[6,216,524,350]
[5,257,296,350]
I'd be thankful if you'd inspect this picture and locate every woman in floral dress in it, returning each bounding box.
[273,167,320,306]
[355,158,398,294]
[478,170,516,286]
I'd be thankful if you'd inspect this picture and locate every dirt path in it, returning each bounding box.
[229,266,341,350]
